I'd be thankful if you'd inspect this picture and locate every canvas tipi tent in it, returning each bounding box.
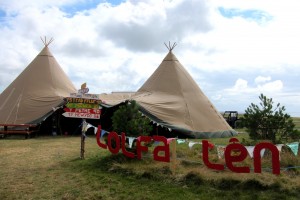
[132,44,237,138]
[0,38,76,125]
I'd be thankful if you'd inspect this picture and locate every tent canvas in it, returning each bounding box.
[99,49,237,138]
[133,50,237,138]
[0,41,76,125]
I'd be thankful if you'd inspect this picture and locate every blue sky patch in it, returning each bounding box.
[61,0,124,17]
[0,9,7,25]
[218,7,273,22]
[0,9,5,18]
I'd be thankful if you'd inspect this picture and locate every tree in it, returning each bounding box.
[242,94,296,143]
[111,100,153,137]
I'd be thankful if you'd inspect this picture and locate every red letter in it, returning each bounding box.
[136,136,151,159]
[96,125,107,149]
[225,141,250,173]
[152,136,170,162]
[253,143,280,175]
[121,133,135,158]
[107,132,120,154]
[202,140,224,170]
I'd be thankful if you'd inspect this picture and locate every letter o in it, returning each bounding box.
[107,132,120,154]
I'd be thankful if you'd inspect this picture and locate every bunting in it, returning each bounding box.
[276,144,284,160]
[127,137,135,148]
[188,141,201,150]
[286,142,299,156]
[167,138,176,144]
[245,146,265,158]
[216,145,226,159]
[176,139,186,144]
[101,130,108,138]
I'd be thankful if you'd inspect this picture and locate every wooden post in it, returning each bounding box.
[171,139,177,175]
[80,119,87,159]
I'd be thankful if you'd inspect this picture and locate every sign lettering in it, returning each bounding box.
[64,108,101,114]
[65,103,99,109]
[95,125,281,175]
[62,112,100,119]
[66,97,101,104]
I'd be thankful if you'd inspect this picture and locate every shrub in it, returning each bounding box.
[111,100,153,137]
[242,94,296,143]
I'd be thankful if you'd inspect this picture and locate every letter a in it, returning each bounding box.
[152,136,170,162]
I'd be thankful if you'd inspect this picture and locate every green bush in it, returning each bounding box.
[242,94,296,143]
[111,100,153,137]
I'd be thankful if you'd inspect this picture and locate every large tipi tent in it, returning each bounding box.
[0,38,76,125]
[100,44,237,138]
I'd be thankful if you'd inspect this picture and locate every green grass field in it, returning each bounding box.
[1,134,300,200]
[293,117,300,130]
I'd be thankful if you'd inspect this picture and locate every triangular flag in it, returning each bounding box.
[82,120,88,132]
[245,146,265,158]
[276,144,284,152]
[188,141,200,150]
[245,146,255,158]
[101,130,108,138]
[153,141,160,146]
[127,137,136,148]
[167,138,175,144]
[216,145,226,159]
[176,139,186,144]
[86,123,93,129]
[276,144,284,160]
[286,142,299,156]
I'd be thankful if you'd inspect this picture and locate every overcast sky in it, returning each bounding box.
[0,0,299,116]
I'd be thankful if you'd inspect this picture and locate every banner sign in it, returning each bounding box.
[95,126,281,175]
[65,103,99,109]
[69,93,100,100]
[62,112,100,119]
[66,97,101,104]
[63,89,102,119]
[64,108,101,114]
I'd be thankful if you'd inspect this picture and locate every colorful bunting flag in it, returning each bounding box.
[101,130,107,138]
[176,139,186,144]
[216,145,226,159]
[127,137,136,148]
[245,146,265,158]
[188,141,201,150]
[286,142,299,156]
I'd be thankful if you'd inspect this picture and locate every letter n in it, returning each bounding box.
[253,143,280,175]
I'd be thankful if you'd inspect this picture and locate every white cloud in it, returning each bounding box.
[225,77,283,94]
[254,76,271,85]
[0,0,300,116]
[258,80,283,92]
